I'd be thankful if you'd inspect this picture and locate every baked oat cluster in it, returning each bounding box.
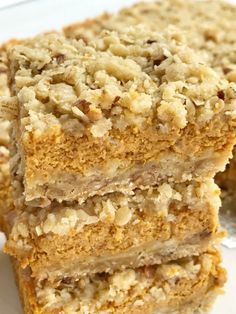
[0,0,236,313]
[10,26,233,137]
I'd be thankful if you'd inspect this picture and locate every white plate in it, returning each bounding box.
[0,0,236,313]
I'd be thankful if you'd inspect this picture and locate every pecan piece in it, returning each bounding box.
[143,265,156,278]
[74,99,91,114]
[217,90,225,100]
[54,53,65,64]
[147,39,157,44]
[113,96,121,104]
[153,56,167,66]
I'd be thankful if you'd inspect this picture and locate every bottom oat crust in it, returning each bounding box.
[12,248,226,314]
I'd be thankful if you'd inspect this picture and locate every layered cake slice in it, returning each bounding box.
[13,249,226,314]
[6,25,236,207]
[65,0,236,205]
[4,179,223,282]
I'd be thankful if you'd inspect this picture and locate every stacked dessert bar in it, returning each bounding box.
[0,3,236,314]
[65,0,236,199]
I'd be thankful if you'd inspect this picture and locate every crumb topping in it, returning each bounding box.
[8,25,235,139]
[65,0,236,80]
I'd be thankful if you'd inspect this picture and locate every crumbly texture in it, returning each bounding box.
[65,0,236,197]
[4,179,222,281]
[7,25,236,206]
[64,0,236,79]
[0,48,14,229]
[13,249,226,314]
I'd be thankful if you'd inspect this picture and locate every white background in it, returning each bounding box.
[0,1,235,313]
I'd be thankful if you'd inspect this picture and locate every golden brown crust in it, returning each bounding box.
[6,25,236,206]
[12,249,226,314]
[64,0,236,199]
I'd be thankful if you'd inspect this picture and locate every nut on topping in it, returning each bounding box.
[71,106,90,123]
[73,99,103,122]
[53,53,65,64]
[74,99,92,114]
[143,265,156,278]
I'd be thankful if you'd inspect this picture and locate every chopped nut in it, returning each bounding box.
[144,265,156,278]
[113,96,121,103]
[61,277,72,285]
[153,56,166,66]
[147,39,157,44]
[71,106,90,123]
[54,53,65,64]
[217,90,225,100]
[73,99,91,114]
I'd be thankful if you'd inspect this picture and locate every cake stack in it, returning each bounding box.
[65,0,236,199]
[1,16,236,314]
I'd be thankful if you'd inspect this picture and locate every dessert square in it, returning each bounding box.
[13,249,226,314]
[4,179,222,282]
[7,26,236,207]
[65,0,236,201]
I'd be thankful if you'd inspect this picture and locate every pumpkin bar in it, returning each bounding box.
[4,179,222,282]
[13,249,226,314]
[7,26,236,207]
[65,0,236,198]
